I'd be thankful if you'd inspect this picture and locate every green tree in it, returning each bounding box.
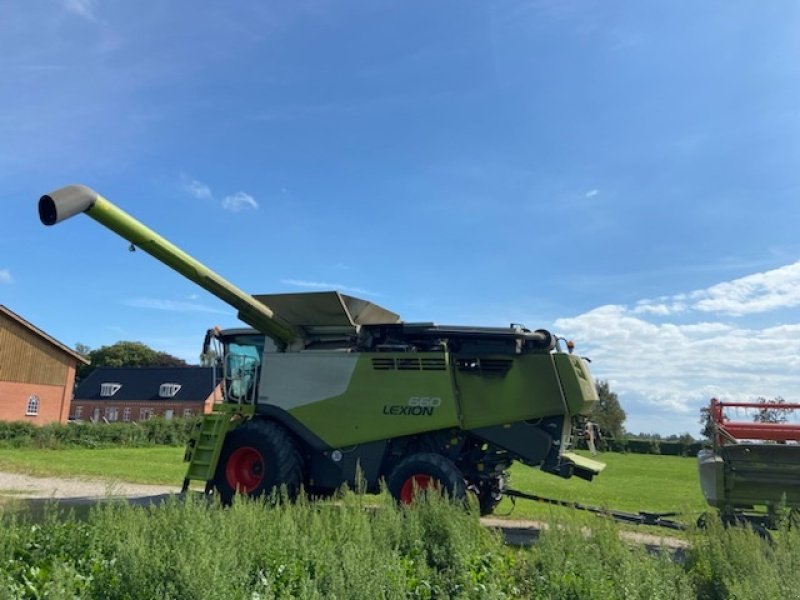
[754,396,788,424]
[77,341,188,381]
[591,380,626,440]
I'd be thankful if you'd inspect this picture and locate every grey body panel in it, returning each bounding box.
[259,352,359,410]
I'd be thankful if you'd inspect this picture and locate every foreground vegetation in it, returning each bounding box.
[0,445,708,524]
[1,489,796,600]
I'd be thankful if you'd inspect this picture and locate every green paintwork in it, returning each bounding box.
[698,445,800,512]
[288,351,599,448]
[552,353,599,415]
[82,194,296,345]
[184,404,255,484]
[456,355,567,429]
[289,353,460,447]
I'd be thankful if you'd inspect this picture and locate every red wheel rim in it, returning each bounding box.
[226,446,265,493]
[399,474,437,504]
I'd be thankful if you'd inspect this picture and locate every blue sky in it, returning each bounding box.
[3,1,800,436]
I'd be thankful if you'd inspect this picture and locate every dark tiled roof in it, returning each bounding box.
[74,366,216,402]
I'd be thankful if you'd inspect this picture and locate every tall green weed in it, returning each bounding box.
[0,490,792,599]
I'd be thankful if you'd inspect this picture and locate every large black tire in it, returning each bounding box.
[387,453,465,506]
[213,419,303,505]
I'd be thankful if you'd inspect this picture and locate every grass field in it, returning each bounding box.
[502,451,708,523]
[0,446,708,524]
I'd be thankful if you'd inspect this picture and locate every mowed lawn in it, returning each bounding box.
[501,451,708,523]
[0,446,187,486]
[0,446,708,523]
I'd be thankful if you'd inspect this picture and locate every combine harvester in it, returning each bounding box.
[699,398,800,532]
[39,184,605,514]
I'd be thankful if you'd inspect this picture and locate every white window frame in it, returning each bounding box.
[105,406,119,422]
[26,395,40,416]
[100,383,122,398]
[122,407,131,422]
[183,408,193,418]
[139,407,153,421]
[73,405,83,420]
[159,383,182,398]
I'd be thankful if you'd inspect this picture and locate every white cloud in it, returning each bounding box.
[183,178,213,200]
[553,261,800,434]
[62,0,97,21]
[222,192,259,212]
[281,279,376,296]
[585,189,599,198]
[690,262,800,315]
[632,261,800,317]
[0,269,11,284]
[123,297,231,315]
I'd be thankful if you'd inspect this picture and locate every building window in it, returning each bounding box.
[100,383,122,397]
[105,407,119,422]
[139,407,153,421]
[183,408,193,418]
[159,383,182,398]
[122,407,131,422]
[73,405,83,420]
[26,395,40,416]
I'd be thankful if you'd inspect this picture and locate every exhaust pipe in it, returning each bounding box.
[38,185,298,347]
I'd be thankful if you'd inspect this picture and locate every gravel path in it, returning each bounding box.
[0,470,178,499]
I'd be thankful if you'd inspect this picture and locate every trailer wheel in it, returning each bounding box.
[214,419,303,505]
[387,453,465,506]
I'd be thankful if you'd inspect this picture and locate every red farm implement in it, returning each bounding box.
[698,398,800,530]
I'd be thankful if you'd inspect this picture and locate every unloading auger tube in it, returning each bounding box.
[38,184,297,347]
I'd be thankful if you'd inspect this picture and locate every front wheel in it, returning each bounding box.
[387,453,465,506]
[213,419,303,505]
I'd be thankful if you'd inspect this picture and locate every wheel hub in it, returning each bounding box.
[226,446,265,493]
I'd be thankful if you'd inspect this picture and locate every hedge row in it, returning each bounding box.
[0,417,200,449]
[575,437,705,457]
[2,418,707,455]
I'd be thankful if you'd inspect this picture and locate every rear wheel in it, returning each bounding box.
[387,453,465,506]
[214,419,303,505]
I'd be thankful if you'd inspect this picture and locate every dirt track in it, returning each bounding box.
[0,470,177,500]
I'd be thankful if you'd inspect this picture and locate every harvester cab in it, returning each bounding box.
[39,184,605,513]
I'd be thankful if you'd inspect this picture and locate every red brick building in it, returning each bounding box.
[71,366,219,422]
[0,305,89,424]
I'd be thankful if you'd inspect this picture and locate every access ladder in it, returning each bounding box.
[182,404,255,492]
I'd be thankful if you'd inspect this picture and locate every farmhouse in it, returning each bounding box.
[0,305,89,424]
[72,366,219,422]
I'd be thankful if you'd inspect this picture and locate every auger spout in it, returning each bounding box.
[38,184,298,346]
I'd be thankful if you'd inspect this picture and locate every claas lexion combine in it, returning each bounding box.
[39,184,604,513]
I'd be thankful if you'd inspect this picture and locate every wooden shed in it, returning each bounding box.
[0,305,89,424]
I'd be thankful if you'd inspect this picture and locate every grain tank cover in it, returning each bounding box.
[253,291,400,337]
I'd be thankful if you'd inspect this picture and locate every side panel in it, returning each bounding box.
[456,354,566,429]
[553,354,598,415]
[285,353,460,447]
[260,352,359,410]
